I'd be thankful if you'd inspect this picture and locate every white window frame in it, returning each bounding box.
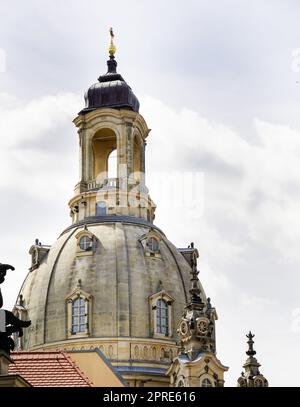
[66,287,92,339]
[149,290,174,339]
[75,230,95,257]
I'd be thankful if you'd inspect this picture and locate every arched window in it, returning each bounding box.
[201,378,213,387]
[133,135,141,182]
[71,297,87,334]
[149,291,174,338]
[156,299,169,335]
[66,284,92,339]
[107,149,117,178]
[147,237,159,253]
[96,201,107,216]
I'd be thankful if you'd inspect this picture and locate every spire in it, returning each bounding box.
[237,332,268,387]
[188,246,204,308]
[177,244,217,360]
[246,331,256,357]
[107,27,117,74]
[82,28,140,115]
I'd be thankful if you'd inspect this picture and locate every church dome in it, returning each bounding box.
[17,217,205,360]
[80,56,140,114]
[13,31,212,386]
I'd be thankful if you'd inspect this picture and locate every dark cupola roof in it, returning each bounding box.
[79,29,139,115]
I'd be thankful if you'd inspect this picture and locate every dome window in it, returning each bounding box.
[147,237,159,253]
[66,280,92,339]
[149,290,174,339]
[156,299,169,335]
[139,230,162,258]
[79,236,92,251]
[71,297,87,334]
[75,229,96,257]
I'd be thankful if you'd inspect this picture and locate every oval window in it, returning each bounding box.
[79,236,92,251]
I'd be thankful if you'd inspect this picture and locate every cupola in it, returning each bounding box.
[80,28,139,115]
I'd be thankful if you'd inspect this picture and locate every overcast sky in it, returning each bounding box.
[1,0,300,386]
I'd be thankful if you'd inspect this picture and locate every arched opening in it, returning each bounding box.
[92,128,117,181]
[133,135,142,182]
[107,149,117,178]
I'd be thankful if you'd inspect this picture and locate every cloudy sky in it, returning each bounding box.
[1,0,300,386]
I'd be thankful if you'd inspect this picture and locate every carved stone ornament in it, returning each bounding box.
[196,317,209,336]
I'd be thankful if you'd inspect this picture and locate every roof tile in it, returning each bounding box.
[8,351,94,387]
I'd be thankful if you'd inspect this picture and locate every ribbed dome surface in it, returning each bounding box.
[17,218,204,350]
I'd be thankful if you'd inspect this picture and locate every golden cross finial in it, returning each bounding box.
[109,27,116,57]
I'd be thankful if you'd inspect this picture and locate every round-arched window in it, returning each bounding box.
[107,149,117,178]
[79,236,92,251]
[201,378,213,387]
[71,297,87,334]
[156,299,169,335]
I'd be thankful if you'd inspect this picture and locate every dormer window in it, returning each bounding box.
[147,237,159,253]
[29,240,50,271]
[75,230,96,257]
[139,230,162,258]
[32,249,38,266]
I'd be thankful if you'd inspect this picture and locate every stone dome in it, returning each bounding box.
[13,39,212,385]
[17,216,206,354]
[80,56,140,115]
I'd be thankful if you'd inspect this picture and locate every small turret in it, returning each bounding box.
[166,245,228,387]
[237,332,268,387]
[177,250,217,359]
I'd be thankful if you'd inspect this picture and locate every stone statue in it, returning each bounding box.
[0,263,31,354]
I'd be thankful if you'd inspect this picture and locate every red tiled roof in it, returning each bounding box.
[8,351,94,387]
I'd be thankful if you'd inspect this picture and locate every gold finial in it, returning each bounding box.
[109,27,116,57]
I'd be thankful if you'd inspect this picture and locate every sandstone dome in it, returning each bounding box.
[14,42,209,386]
[16,215,206,384]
